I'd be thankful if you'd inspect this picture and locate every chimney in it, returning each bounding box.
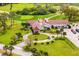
[45,18,48,23]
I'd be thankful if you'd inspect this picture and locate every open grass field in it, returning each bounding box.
[30,39,79,56]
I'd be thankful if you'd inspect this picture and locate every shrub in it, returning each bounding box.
[51,25,54,28]
[52,36,54,38]
[31,48,37,53]
[51,41,54,43]
[34,43,37,45]
[16,11,21,14]
[41,43,44,45]
[46,42,49,45]
[40,50,43,54]
[23,46,31,51]
[32,8,48,15]
[21,8,30,15]
[48,37,50,39]
[34,39,38,41]
[33,51,41,56]
[48,8,57,13]
[16,32,22,38]
[43,52,48,56]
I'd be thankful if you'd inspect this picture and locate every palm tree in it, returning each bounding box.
[60,27,64,37]
[10,3,13,11]
[9,12,16,27]
[0,13,8,31]
[56,30,60,37]
[3,45,8,55]
[45,4,49,8]
[8,45,14,56]
[63,32,66,37]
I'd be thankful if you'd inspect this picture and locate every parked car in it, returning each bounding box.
[67,25,71,29]
[76,29,79,33]
[71,29,76,34]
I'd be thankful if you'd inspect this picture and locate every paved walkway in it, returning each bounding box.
[0,44,32,56]
[47,12,61,19]
[0,34,32,56]
[23,32,61,43]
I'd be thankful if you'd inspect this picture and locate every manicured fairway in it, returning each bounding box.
[30,39,79,56]
[14,14,55,21]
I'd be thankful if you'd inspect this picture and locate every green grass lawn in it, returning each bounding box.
[0,3,60,12]
[14,14,55,21]
[0,20,31,45]
[30,38,79,56]
[28,34,49,40]
[49,14,67,20]
[0,4,34,12]
[45,28,57,34]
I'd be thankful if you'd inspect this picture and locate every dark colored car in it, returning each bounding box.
[76,29,79,33]
[71,29,76,34]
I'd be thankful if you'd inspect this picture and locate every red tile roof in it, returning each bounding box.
[48,20,69,25]
[28,19,69,32]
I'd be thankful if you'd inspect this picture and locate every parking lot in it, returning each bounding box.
[64,23,79,48]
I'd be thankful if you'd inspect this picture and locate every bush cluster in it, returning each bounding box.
[16,6,57,15]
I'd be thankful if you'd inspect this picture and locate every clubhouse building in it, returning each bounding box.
[27,18,69,33]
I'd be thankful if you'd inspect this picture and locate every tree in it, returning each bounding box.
[48,7,57,13]
[60,4,79,21]
[9,12,16,27]
[25,39,33,46]
[33,51,41,56]
[0,13,8,31]
[3,45,8,55]
[43,52,48,56]
[56,30,60,37]
[10,35,18,45]
[60,27,64,37]
[21,8,30,15]
[34,3,41,8]
[31,48,37,53]
[45,4,49,8]
[63,32,66,37]
[23,46,31,51]
[16,32,22,38]
[32,8,48,15]
[10,3,13,11]
[8,45,14,56]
